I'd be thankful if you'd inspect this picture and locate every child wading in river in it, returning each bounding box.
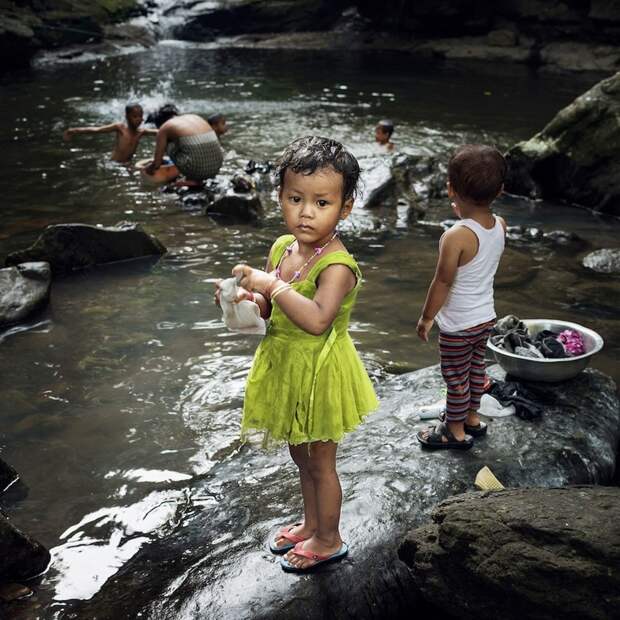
[219,136,377,572]
[63,103,157,163]
[416,144,507,450]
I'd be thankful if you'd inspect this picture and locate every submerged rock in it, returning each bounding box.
[505,71,620,215]
[582,248,620,274]
[0,262,51,327]
[4,222,166,276]
[399,486,620,620]
[205,190,263,223]
[65,365,619,619]
[0,512,50,583]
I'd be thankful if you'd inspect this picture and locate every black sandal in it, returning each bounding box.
[417,421,474,450]
[439,412,488,438]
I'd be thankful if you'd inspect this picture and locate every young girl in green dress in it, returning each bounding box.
[223,136,378,573]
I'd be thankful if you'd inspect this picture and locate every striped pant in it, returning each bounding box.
[439,320,494,423]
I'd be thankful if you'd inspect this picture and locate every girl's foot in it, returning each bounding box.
[282,534,343,570]
[270,522,314,553]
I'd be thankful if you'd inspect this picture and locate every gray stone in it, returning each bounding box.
[4,222,166,276]
[361,153,434,220]
[399,486,620,620]
[505,72,620,215]
[0,512,50,582]
[0,262,51,327]
[103,23,156,47]
[539,41,620,72]
[582,248,620,274]
[414,36,533,63]
[64,365,619,619]
[0,458,19,494]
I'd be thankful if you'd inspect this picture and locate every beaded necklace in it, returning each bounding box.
[275,231,338,283]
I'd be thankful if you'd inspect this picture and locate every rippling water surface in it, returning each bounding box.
[0,45,618,616]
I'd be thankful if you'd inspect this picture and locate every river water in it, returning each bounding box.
[0,44,618,617]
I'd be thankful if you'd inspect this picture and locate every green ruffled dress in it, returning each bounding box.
[241,234,378,445]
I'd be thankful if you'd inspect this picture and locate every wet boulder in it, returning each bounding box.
[205,191,263,223]
[0,458,19,494]
[0,512,50,583]
[399,486,620,620]
[361,153,439,220]
[0,262,51,327]
[204,176,263,223]
[5,222,166,276]
[505,71,620,215]
[65,365,619,620]
[582,248,620,274]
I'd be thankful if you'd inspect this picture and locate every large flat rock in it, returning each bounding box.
[399,486,620,620]
[64,365,619,619]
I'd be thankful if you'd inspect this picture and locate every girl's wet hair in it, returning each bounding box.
[274,136,360,202]
[146,103,180,128]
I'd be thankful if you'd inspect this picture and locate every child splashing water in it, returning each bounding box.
[219,136,378,573]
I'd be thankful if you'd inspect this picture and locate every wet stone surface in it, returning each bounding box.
[0,262,51,327]
[63,364,620,620]
[400,486,620,620]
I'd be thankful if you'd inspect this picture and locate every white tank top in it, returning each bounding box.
[435,216,505,333]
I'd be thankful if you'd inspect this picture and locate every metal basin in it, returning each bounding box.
[487,319,604,383]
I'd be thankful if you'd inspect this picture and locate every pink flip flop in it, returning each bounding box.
[269,523,307,555]
[280,541,349,573]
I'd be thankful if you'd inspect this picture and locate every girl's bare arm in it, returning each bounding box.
[233,263,355,336]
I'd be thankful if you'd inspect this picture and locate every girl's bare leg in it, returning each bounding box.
[272,443,317,549]
[283,441,344,569]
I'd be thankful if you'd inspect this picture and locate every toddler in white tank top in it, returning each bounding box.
[416,145,507,451]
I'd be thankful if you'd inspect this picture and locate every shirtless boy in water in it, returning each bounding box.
[63,103,157,163]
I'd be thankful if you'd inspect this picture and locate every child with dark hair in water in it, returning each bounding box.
[375,119,395,152]
[216,136,377,573]
[417,144,507,450]
[63,103,157,163]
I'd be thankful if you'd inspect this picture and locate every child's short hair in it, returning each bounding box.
[448,144,507,205]
[125,102,143,116]
[146,103,179,128]
[208,113,224,125]
[274,136,360,202]
[377,119,394,138]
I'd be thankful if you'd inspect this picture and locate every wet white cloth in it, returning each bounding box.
[219,277,266,335]
[415,393,515,420]
[479,393,515,417]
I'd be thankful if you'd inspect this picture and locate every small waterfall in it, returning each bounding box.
[129,0,245,40]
